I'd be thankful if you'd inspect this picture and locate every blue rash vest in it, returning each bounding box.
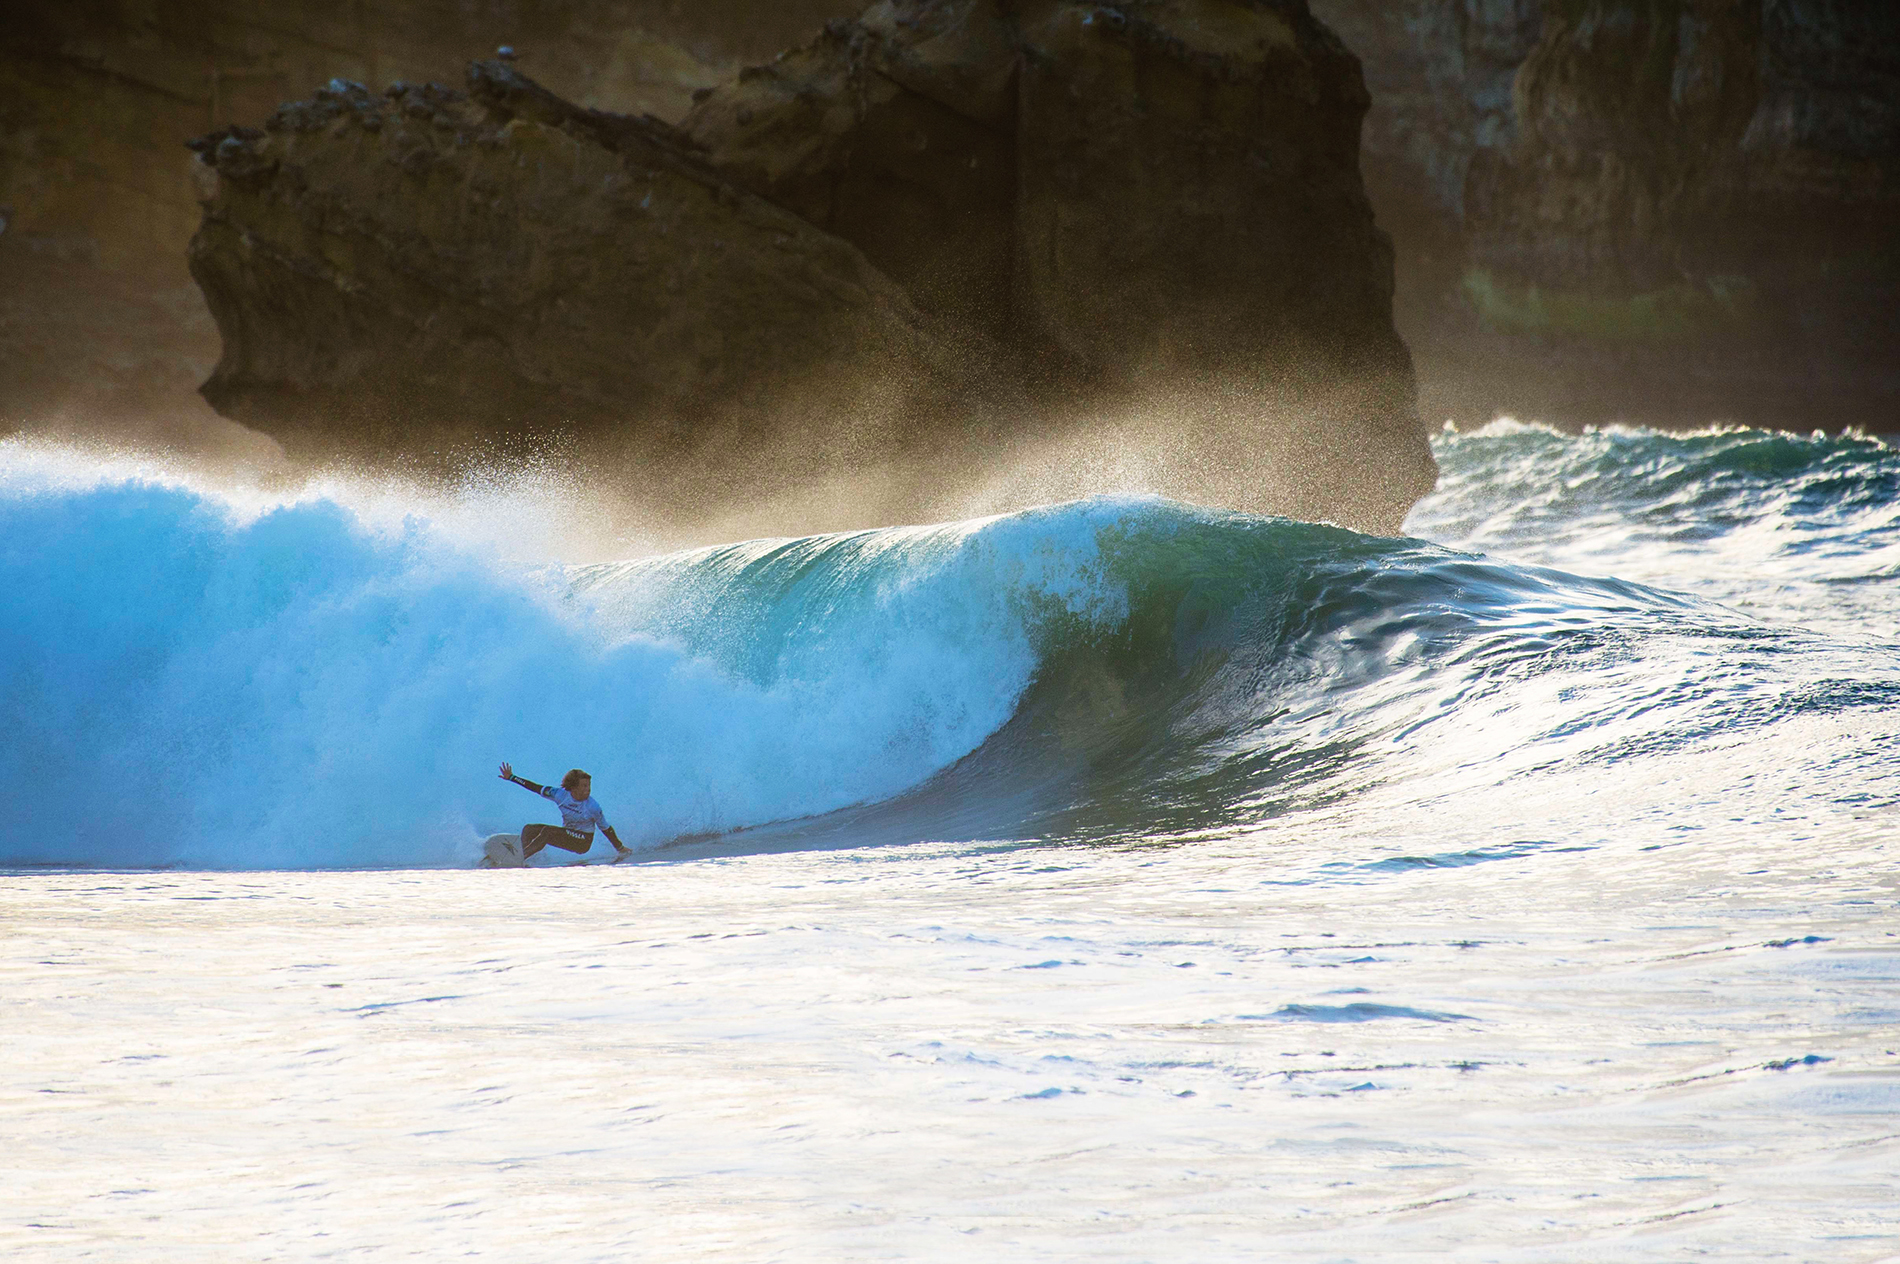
[538,785,611,839]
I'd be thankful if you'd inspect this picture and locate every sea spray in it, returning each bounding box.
[6,427,1896,1263]
[6,426,1899,870]
[0,452,1127,868]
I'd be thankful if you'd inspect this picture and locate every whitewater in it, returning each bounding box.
[4,423,1897,1260]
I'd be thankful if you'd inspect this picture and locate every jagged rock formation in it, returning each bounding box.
[187,68,1002,468]
[0,0,859,455]
[685,2,1416,401]
[8,0,1895,475]
[1458,0,1900,426]
[188,1,1437,533]
[1310,0,1900,429]
[0,0,856,285]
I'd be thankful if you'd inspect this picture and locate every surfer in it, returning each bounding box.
[498,763,631,862]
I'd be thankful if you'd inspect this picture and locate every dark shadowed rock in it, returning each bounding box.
[1006,0,1426,527]
[1456,0,1900,427]
[188,67,1007,471]
[684,0,1434,528]
[681,7,1021,341]
[1311,0,1900,431]
[0,0,871,463]
[188,2,1438,534]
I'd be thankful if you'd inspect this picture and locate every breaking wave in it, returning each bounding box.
[4,424,1897,868]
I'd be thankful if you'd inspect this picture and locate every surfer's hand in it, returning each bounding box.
[498,762,513,781]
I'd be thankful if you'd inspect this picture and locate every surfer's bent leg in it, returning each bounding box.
[521,823,591,858]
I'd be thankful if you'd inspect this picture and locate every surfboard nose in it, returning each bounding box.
[482,833,526,868]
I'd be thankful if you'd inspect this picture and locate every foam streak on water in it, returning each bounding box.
[4,836,1894,1260]
[3,424,1898,1260]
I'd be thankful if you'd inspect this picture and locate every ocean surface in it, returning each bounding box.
[4,422,1897,1260]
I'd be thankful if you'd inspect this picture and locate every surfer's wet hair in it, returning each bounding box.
[562,768,590,791]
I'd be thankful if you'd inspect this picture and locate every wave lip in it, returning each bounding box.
[9,433,1900,869]
[0,467,1142,868]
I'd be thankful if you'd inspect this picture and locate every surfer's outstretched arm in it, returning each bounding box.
[498,763,627,861]
[498,762,546,794]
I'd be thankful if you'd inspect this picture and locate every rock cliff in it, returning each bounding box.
[186,1,1437,533]
[1460,0,1900,426]
[188,67,1002,474]
[1,0,855,285]
[1310,0,1900,429]
[0,0,858,453]
[7,0,1893,475]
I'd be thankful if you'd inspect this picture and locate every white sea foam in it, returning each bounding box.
[2,824,1893,1261]
[3,427,1898,1261]
[0,445,1142,868]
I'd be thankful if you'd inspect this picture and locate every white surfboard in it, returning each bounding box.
[481,832,526,868]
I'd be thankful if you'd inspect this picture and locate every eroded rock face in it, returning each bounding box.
[189,67,1004,467]
[682,1,1433,527]
[188,1,1437,534]
[1310,0,1900,430]
[682,8,1021,342]
[0,0,860,287]
[0,0,862,458]
[1310,0,1542,238]
[1457,0,1900,426]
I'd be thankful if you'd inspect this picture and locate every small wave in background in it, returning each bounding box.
[3,424,1897,869]
[1413,420,1900,639]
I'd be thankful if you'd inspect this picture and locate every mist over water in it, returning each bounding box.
[8,423,1900,1261]
[0,443,1113,867]
[5,422,1896,870]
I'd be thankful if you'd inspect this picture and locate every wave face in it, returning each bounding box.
[1411,421,1900,640]
[4,425,1898,868]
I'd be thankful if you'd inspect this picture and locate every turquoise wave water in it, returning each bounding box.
[1412,421,1900,639]
[3,425,1896,868]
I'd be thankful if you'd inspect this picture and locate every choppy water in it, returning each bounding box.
[4,423,1897,1260]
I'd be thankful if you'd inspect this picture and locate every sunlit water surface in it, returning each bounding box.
[4,423,1897,1260]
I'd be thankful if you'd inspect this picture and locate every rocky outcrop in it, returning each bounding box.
[187,66,1005,472]
[682,8,1022,345]
[685,1,1415,395]
[1455,0,1900,426]
[187,1,1438,533]
[1310,0,1900,430]
[10,0,1895,478]
[0,0,858,286]
[0,0,860,457]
